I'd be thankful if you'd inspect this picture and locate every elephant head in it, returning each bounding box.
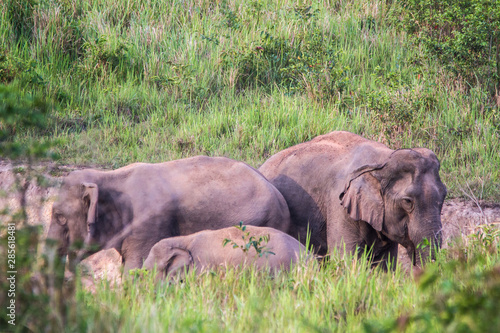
[340,148,447,265]
[143,244,194,280]
[47,178,99,269]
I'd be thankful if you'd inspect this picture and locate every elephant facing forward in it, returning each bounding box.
[47,156,291,271]
[259,131,447,267]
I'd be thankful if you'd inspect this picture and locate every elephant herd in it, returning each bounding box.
[47,131,447,278]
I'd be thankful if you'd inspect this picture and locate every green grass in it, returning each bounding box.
[80,255,417,332]
[1,1,500,330]
[0,0,500,332]
[4,225,499,332]
[1,0,499,199]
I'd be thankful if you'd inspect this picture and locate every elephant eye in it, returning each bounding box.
[56,213,67,226]
[401,197,414,213]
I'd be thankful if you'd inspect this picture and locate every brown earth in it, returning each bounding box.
[1,161,500,284]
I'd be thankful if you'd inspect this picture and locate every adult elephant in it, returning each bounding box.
[47,156,291,271]
[259,131,447,267]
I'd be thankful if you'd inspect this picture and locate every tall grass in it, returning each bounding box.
[1,0,499,199]
[81,255,417,332]
[3,224,498,332]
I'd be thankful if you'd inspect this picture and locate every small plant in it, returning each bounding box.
[77,34,141,81]
[465,223,500,256]
[293,5,319,22]
[246,0,265,18]
[200,33,220,46]
[222,6,241,30]
[150,61,195,89]
[223,222,275,258]
[0,48,24,83]
[127,268,151,283]
[415,237,431,252]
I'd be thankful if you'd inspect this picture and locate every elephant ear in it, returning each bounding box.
[81,182,98,238]
[154,247,193,279]
[339,167,385,232]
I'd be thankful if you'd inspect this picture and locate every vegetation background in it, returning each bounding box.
[0,0,499,332]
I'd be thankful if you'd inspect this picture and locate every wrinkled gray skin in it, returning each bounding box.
[259,131,447,268]
[143,225,307,279]
[47,156,291,271]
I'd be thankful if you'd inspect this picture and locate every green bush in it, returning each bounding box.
[7,0,37,40]
[220,6,348,100]
[0,49,25,83]
[78,35,135,81]
[393,0,500,92]
[364,66,438,146]
[0,85,58,159]
[0,225,71,331]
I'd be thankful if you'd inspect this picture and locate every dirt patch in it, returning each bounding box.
[0,162,60,235]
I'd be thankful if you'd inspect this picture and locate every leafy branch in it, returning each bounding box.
[223,222,275,258]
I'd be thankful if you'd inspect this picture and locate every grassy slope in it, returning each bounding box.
[1,1,500,332]
[1,0,499,199]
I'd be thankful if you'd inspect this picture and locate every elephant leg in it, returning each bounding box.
[120,216,178,272]
[121,235,160,272]
[372,242,398,271]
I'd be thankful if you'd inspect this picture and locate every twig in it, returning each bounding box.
[459,180,488,224]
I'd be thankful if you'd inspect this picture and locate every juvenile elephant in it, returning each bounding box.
[259,131,447,267]
[47,156,291,271]
[143,225,307,279]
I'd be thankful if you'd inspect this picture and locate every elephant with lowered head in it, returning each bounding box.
[143,225,307,279]
[258,131,447,267]
[47,156,291,271]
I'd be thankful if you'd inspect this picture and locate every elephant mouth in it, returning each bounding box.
[404,240,439,266]
[403,241,417,266]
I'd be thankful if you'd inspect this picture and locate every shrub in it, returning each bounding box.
[0,83,65,331]
[77,34,141,81]
[363,66,437,147]
[220,8,348,101]
[0,85,58,160]
[0,225,70,331]
[0,48,25,83]
[7,0,37,40]
[392,0,500,92]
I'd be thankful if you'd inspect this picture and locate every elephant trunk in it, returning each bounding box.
[45,220,69,263]
[46,219,84,272]
[407,215,442,266]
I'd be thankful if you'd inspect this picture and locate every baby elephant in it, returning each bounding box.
[143,225,307,279]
